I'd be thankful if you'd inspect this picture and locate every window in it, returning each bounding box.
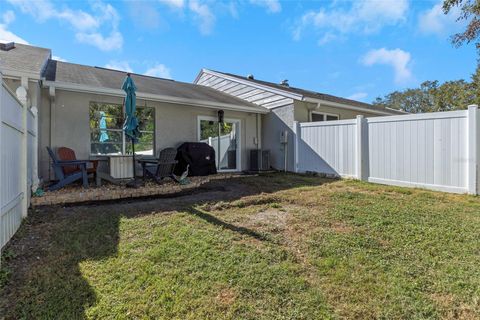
[198,116,241,171]
[89,102,154,155]
[127,107,155,155]
[311,112,339,122]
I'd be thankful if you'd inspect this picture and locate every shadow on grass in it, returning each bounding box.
[0,173,333,319]
[187,207,268,241]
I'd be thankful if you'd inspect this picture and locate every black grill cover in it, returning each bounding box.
[175,142,217,176]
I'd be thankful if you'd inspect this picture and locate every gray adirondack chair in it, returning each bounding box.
[138,148,178,184]
[46,147,89,191]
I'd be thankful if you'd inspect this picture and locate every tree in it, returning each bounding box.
[373,86,432,113]
[470,63,480,104]
[431,80,474,111]
[443,0,480,49]
[373,79,475,113]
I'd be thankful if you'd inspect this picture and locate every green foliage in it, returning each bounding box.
[0,249,15,288]
[373,67,479,112]
[200,120,233,140]
[443,0,480,49]
[89,102,154,154]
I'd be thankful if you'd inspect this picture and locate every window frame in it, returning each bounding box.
[89,101,155,156]
[197,115,241,172]
[310,111,340,122]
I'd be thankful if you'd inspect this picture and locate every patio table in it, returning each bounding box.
[92,155,151,186]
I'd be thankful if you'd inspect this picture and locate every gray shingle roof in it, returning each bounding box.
[212,70,404,114]
[44,60,267,113]
[0,43,51,77]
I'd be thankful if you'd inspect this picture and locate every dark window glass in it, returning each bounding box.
[311,113,324,122]
[326,114,339,121]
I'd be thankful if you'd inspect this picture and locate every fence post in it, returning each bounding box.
[356,115,367,181]
[31,106,39,192]
[292,121,300,173]
[468,105,479,195]
[16,80,29,218]
[0,73,3,266]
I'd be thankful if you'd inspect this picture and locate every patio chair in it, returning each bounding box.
[46,147,89,191]
[138,148,178,184]
[57,147,98,180]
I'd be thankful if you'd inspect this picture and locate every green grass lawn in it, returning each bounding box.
[1,174,479,319]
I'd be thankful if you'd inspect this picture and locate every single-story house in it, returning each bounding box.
[194,69,404,172]
[1,42,402,186]
[0,43,267,183]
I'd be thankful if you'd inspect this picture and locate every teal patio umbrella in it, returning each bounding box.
[122,73,143,188]
[99,111,109,143]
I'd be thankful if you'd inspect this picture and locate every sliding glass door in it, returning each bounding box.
[198,116,241,171]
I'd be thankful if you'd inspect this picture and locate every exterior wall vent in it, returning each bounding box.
[0,42,15,51]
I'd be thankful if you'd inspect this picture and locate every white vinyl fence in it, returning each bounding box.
[294,106,480,194]
[0,74,36,255]
[201,133,236,169]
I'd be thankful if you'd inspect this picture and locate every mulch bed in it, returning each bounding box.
[31,173,248,207]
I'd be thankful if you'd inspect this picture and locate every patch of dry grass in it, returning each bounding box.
[1,173,479,319]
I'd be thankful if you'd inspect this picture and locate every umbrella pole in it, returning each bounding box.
[132,138,136,179]
[127,137,144,188]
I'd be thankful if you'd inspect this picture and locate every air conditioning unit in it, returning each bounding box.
[250,149,270,171]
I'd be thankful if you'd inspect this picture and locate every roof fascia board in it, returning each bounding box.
[39,52,52,79]
[193,68,205,84]
[303,97,399,116]
[2,74,39,84]
[43,80,269,114]
[0,68,41,80]
[200,69,303,100]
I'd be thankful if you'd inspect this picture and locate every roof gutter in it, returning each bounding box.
[302,97,404,116]
[42,80,269,114]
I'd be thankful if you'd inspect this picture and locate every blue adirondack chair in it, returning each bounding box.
[46,147,89,191]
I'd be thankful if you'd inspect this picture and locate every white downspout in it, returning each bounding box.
[307,102,321,122]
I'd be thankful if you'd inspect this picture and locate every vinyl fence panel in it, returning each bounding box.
[296,119,357,177]
[1,79,25,250]
[367,111,469,193]
[294,106,479,195]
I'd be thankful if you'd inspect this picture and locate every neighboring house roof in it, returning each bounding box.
[196,69,405,115]
[0,43,51,79]
[42,60,268,114]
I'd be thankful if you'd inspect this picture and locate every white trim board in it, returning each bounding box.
[303,97,403,116]
[42,80,269,114]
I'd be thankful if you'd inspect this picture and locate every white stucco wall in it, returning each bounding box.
[261,104,296,171]
[37,89,261,180]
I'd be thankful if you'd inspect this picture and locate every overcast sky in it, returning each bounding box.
[1,0,476,102]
